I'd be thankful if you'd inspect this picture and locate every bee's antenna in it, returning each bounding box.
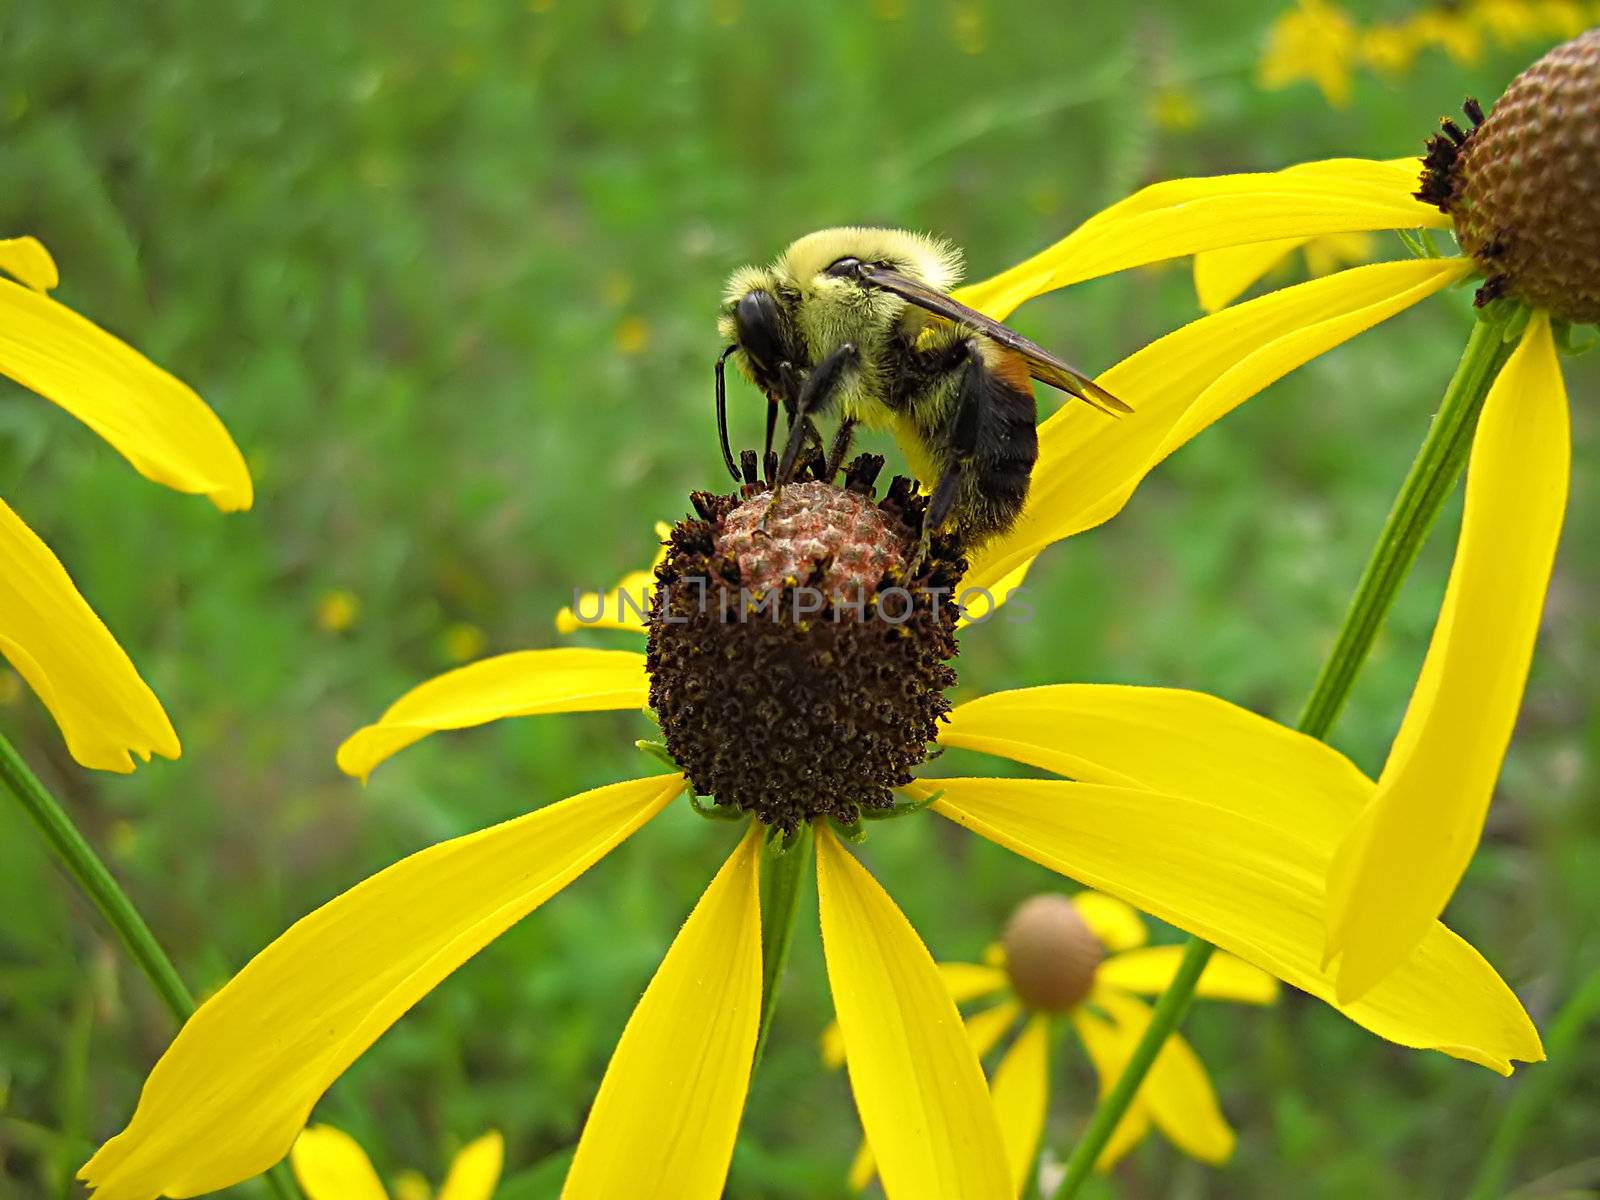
[714,344,740,483]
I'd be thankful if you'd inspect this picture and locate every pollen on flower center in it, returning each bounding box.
[646,456,964,831]
[1002,894,1103,1012]
[1418,29,1600,319]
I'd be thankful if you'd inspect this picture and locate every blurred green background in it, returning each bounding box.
[1,1,1596,1197]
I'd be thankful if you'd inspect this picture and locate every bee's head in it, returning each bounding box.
[717,228,964,379]
[778,226,963,309]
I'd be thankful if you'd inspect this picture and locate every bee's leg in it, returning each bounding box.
[762,396,780,477]
[913,344,984,569]
[772,342,857,492]
[914,466,963,573]
[823,417,857,483]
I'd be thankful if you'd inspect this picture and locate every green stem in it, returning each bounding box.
[0,731,194,1019]
[1050,315,1514,1198]
[0,731,301,1200]
[753,822,814,1067]
[1298,317,1514,739]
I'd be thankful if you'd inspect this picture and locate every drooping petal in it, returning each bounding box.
[1071,892,1148,952]
[564,826,762,1200]
[939,683,1372,846]
[0,277,251,510]
[1326,313,1571,1002]
[80,774,683,1200]
[1094,991,1235,1164]
[289,1126,389,1200]
[816,827,1013,1200]
[926,778,1542,1074]
[1068,1008,1151,1171]
[822,962,1007,1069]
[0,497,179,772]
[842,1001,1023,1193]
[0,236,60,291]
[1099,947,1280,1005]
[336,648,650,781]
[555,523,670,636]
[952,159,1446,321]
[963,258,1472,603]
[436,1132,504,1200]
[990,1015,1050,1194]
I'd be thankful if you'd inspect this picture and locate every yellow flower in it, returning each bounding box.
[316,589,362,635]
[1260,0,1600,98]
[82,166,1547,1199]
[1257,0,1361,106]
[291,1125,502,1200]
[81,594,1541,1197]
[972,34,1597,1001]
[827,892,1279,1191]
[0,236,251,771]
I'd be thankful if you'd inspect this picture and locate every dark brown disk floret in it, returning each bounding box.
[646,457,964,831]
[1420,31,1600,318]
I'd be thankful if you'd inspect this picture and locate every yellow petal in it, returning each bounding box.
[927,777,1542,1073]
[941,961,1011,1004]
[0,236,60,291]
[0,278,251,510]
[336,648,650,780]
[816,826,1013,1200]
[1193,237,1309,312]
[846,1140,876,1193]
[964,258,1471,602]
[1094,991,1234,1164]
[290,1126,389,1200]
[1071,891,1148,952]
[0,497,179,771]
[555,523,670,636]
[953,159,1446,321]
[437,1132,503,1200]
[990,1015,1050,1194]
[1326,313,1570,1001]
[843,1000,1022,1194]
[940,684,1372,847]
[80,774,682,1200]
[1099,947,1280,1005]
[564,827,762,1200]
[824,962,1005,1069]
[1067,1008,1151,1171]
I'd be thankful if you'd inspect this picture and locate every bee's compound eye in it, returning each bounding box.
[824,256,865,278]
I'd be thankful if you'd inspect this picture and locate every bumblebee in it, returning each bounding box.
[714,227,1128,553]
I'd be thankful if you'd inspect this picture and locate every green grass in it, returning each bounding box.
[0,2,1596,1196]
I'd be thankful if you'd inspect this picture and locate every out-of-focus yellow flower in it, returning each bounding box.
[316,589,361,635]
[291,1126,502,1200]
[951,0,987,54]
[1260,0,1600,101]
[1151,86,1202,131]
[1194,226,1380,312]
[827,892,1278,1190]
[441,622,488,664]
[612,315,651,356]
[1258,0,1361,106]
[1404,9,1486,64]
[0,236,252,771]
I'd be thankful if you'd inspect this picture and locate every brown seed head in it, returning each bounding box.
[646,458,965,830]
[1430,30,1600,319]
[1002,893,1105,1013]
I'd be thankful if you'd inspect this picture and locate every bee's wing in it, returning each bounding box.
[862,267,1132,415]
